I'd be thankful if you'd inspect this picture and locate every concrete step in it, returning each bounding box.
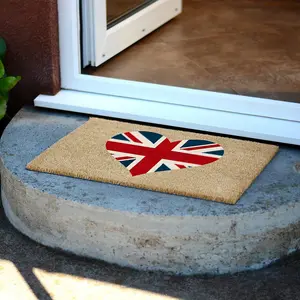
[0,106,299,275]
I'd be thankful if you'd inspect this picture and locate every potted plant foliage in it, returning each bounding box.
[0,37,21,120]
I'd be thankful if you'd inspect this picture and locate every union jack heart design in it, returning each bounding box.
[106,131,224,176]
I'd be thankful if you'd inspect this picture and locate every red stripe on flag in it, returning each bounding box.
[116,156,134,161]
[165,151,218,165]
[182,144,220,151]
[124,132,142,143]
[106,141,154,156]
[175,164,186,169]
[129,139,180,176]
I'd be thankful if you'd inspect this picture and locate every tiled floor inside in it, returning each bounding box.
[85,0,300,103]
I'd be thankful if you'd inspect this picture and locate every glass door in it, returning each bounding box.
[82,0,182,67]
[107,0,155,26]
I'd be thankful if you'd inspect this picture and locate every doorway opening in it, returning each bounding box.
[83,0,300,104]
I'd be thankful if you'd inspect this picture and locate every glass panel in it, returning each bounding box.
[107,0,156,26]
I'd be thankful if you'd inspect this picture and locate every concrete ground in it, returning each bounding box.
[1,203,300,300]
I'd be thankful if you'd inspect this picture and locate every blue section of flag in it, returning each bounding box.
[113,133,130,141]
[156,164,170,172]
[139,131,162,144]
[120,159,135,167]
[208,150,225,156]
[181,140,213,148]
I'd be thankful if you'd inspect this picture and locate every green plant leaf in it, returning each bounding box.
[0,76,21,92]
[0,38,6,61]
[0,38,20,121]
[0,60,5,78]
[0,99,7,120]
[0,91,9,121]
[0,91,9,103]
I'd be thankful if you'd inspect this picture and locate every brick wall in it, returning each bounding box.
[0,0,60,118]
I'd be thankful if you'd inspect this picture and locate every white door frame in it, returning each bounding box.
[82,0,182,67]
[34,0,300,145]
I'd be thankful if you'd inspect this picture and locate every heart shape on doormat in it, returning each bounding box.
[106,131,224,176]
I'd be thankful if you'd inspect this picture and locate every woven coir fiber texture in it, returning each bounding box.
[27,118,278,204]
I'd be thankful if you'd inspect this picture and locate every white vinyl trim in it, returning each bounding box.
[81,0,94,67]
[35,90,300,145]
[82,0,182,66]
[35,0,300,146]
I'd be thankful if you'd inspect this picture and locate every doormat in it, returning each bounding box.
[26,118,278,204]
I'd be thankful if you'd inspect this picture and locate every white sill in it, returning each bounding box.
[34,89,300,146]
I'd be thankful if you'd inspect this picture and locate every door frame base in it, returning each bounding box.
[35,90,300,145]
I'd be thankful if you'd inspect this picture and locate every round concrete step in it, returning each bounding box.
[1,107,300,275]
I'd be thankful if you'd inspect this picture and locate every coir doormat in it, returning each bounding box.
[26,118,278,204]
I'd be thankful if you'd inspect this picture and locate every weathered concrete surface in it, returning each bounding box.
[0,107,300,275]
[1,205,300,300]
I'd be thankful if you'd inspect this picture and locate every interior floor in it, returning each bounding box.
[85,0,300,103]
